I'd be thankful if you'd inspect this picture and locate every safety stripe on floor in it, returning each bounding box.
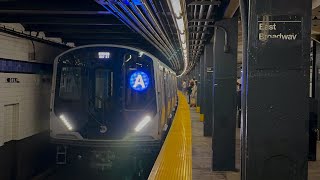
[148,91,192,180]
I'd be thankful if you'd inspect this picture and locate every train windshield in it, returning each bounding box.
[124,55,156,111]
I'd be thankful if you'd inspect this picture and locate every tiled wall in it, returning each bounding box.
[0,58,53,74]
[0,24,66,146]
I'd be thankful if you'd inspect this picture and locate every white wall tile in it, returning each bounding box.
[0,24,65,146]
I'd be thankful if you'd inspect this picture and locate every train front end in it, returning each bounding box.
[49,45,160,175]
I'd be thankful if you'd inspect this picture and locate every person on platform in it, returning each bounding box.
[190,80,198,107]
[182,80,187,95]
[187,80,194,104]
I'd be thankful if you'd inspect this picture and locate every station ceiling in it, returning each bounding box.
[2,0,320,75]
[0,0,175,68]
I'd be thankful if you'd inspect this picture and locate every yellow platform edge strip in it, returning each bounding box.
[148,91,192,180]
[196,107,200,113]
[200,114,204,122]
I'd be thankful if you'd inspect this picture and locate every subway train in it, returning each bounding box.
[49,44,178,173]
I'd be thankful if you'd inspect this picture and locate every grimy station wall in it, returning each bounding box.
[0,23,66,180]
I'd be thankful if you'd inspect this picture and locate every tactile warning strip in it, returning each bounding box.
[148,91,192,180]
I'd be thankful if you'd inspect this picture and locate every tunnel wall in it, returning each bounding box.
[0,23,67,180]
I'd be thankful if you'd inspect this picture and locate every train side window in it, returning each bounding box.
[95,69,113,109]
[59,67,82,100]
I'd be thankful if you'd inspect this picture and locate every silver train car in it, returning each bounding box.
[49,45,177,169]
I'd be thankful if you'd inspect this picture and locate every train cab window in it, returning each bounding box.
[95,69,113,109]
[124,55,156,113]
[59,67,82,100]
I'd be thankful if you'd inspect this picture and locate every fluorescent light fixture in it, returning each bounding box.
[59,114,73,131]
[170,0,182,17]
[182,43,187,50]
[135,116,151,132]
[176,18,185,34]
[183,49,187,54]
[169,0,189,77]
[180,33,186,43]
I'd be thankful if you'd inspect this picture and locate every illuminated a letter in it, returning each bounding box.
[133,75,146,89]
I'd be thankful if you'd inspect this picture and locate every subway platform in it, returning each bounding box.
[149,93,320,180]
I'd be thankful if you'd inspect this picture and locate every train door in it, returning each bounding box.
[162,68,168,124]
[155,67,163,133]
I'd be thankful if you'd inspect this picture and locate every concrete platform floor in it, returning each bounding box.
[191,108,320,180]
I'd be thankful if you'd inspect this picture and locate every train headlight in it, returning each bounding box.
[135,116,151,132]
[59,114,73,131]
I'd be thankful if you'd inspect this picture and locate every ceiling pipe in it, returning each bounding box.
[128,2,175,59]
[117,2,172,57]
[96,0,177,69]
[96,1,170,57]
[166,0,189,76]
[140,0,180,68]
[158,0,183,72]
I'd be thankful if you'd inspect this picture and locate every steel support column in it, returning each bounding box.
[242,0,311,179]
[204,43,214,136]
[200,55,205,115]
[315,41,320,138]
[211,17,238,171]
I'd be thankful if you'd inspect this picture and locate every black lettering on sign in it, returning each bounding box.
[6,78,20,83]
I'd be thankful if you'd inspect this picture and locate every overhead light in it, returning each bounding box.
[135,116,151,132]
[180,33,186,43]
[169,0,188,77]
[182,43,187,49]
[170,0,182,17]
[176,18,185,34]
[183,49,187,54]
[59,114,73,131]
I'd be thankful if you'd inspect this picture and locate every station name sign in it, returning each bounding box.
[6,78,19,83]
[255,15,303,69]
[207,67,213,73]
[258,15,302,42]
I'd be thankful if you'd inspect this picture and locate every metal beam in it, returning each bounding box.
[189,25,215,28]
[211,17,237,171]
[0,10,111,15]
[189,19,215,23]
[223,0,239,18]
[64,38,144,44]
[23,24,130,34]
[313,0,320,9]
[0,0,105,11]
[242,0,311,179]
[44,32,138,39]
[0,15,122,25]
[189,31,211,34]
[188,1,221,6]
[190,39,206,41]
[190,44,205,46]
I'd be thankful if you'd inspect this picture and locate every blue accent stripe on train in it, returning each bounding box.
[0,58,53,74]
